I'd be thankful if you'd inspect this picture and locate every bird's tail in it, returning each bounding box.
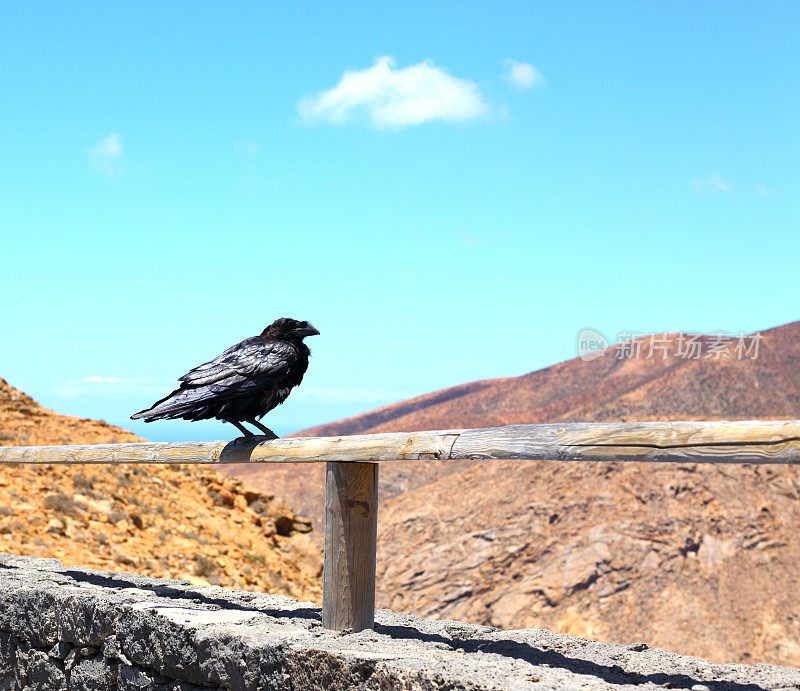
[130,404,170,422]
[130,407,157,421]
[130,387,190,422]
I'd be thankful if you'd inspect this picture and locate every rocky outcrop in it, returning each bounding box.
[222,322,800,665]
[375,458,800,666]
[229,322,800,533]
[0,378,322,601]
[1,553,799,690]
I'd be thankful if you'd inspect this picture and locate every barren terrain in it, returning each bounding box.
[225,321,800,665]
[0,377,322,602]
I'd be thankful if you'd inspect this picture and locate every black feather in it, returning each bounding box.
[131,317,318,437]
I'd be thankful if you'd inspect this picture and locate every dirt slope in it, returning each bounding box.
[377,458,800,666]
[227,321,800,530]
[224,321,800,665]
[0,378,321,602]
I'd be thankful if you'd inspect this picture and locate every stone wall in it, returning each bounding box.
[0,553,798,690]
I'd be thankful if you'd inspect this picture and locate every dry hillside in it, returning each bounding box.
[0,377,322,602]
[227,322,800,530]
[224,321,800,666]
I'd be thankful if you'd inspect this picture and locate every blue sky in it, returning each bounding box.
[2,2,798,441]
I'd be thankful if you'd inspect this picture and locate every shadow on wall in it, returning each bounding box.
[60,568,321,622]
[34,567,771,691]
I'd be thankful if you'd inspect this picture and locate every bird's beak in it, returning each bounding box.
[298,323,320,337]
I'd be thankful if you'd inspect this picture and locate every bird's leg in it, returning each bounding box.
[248,419,279,440]
[228,420,254,439]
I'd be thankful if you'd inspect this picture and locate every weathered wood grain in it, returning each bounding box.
[1,420,800,465]
[0,430,462,464]
[449,421,800,464]
[322,461,378,632]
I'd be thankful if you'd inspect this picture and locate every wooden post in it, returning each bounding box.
[322,461,378,631]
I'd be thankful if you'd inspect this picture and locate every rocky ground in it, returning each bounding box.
[4,553,800,691]
[0,377,322,602]
[377,458,800,667]
[224,322,800,667]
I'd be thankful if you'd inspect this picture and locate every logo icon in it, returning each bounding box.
[577,328,609,362]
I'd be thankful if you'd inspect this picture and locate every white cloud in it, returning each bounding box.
[291,386,415,403]
[89,133,123,175]
[56,376,165,398]
[81,376,161,385]
[234,140,260,157]
[234,141,260,183]
[691,174,731,194]
[458,228,510,247]
[504,60,544,90]
[756,184,780,198]
[297,56,491,129]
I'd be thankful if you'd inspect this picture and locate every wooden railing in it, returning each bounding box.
[3,420,800,632]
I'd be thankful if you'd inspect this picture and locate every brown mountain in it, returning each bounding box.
[224,320,800,665]
[0,377,322,602]
[227,322,800,526]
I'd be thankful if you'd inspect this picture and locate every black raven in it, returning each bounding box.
[131,317,319,439]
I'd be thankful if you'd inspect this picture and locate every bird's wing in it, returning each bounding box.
[177,338,296,389]
[131,338,299,420]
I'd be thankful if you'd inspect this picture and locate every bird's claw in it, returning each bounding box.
[255,432,280,441]
[232,433,279,445]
